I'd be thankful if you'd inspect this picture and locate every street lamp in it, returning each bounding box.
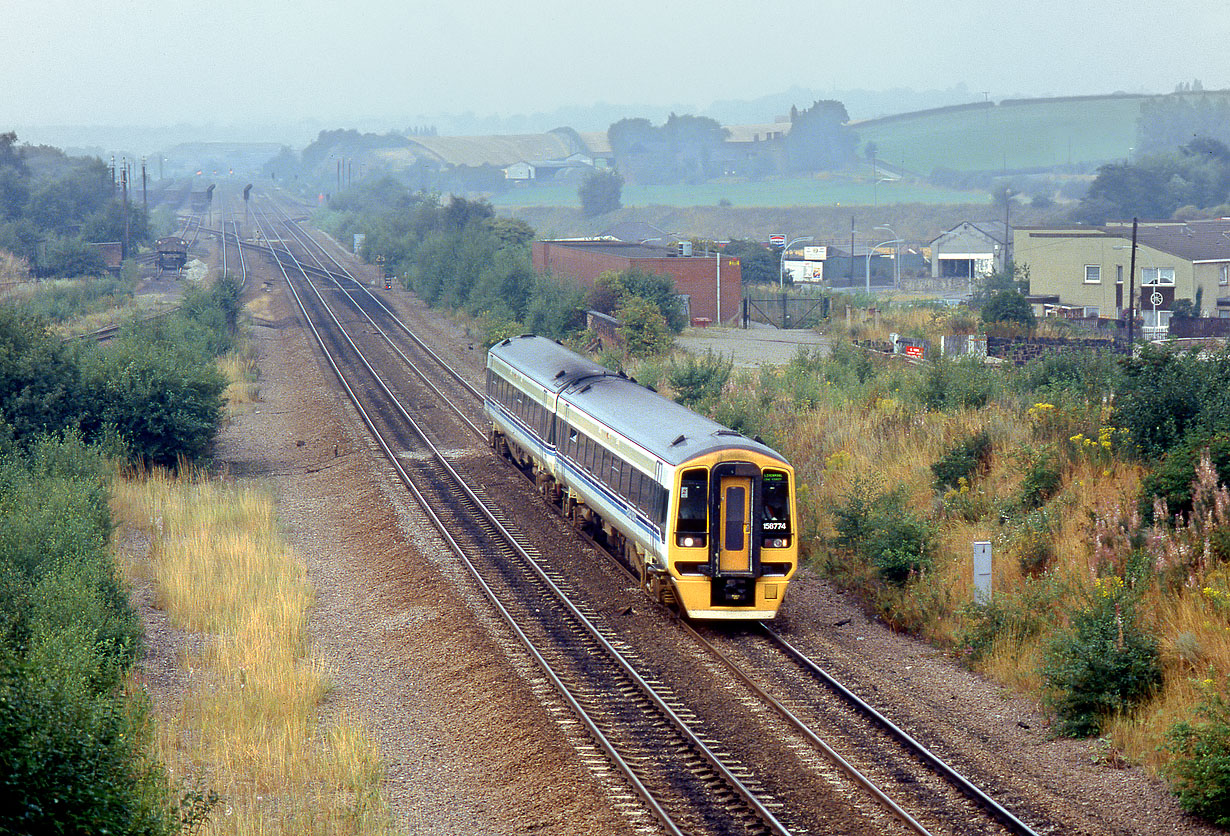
[873,176,898,210]
[780,236,813,289]
[866,234,904,294]
[874,224,900,288]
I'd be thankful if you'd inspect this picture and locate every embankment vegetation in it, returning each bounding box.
[0,278,242,832]
[633,299,1230,826]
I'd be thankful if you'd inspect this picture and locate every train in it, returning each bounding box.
[154,236,188,271]
[485,335,797,620]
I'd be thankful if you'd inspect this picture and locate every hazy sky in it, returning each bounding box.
[4,0,1229,127]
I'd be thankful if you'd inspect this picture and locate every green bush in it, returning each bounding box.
[834,478,934,585]
[617,295,673,358]
[1114,344,1230,459]
[668,350,733,409]
[1042,593,1162,737]
[1165,679,1230,826]
[931,431,991,490]
[954,577,1059,665]
[918,355,999,411]
[1139,434,1230,523]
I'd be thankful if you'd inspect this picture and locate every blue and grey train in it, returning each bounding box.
[485,335,797,620]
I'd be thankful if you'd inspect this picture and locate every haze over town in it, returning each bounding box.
[5,0,1229,151]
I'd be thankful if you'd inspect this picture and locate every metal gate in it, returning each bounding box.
[743,295,829,329]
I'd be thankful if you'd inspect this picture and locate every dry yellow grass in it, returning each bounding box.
[221,351,260,406]
[114,471,393,835]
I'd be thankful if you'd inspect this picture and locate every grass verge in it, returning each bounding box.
[114,470,393,835]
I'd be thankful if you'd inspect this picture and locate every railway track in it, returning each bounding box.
[250,202,820,836]
[247,196,1051,836]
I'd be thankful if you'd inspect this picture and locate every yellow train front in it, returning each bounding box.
[485,335,797,620]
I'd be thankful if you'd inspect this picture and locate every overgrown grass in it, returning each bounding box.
[114,470,393,836]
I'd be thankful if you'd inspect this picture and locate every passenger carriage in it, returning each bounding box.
[485,335,797,620]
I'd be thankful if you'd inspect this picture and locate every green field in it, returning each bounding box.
[491,175,985,209]
[859,96,1148,174]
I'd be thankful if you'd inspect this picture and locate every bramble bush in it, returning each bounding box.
[1041,588,1162,737]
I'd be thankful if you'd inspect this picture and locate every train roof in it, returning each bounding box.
[488,335,788,468]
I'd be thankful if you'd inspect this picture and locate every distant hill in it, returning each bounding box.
[858,90,1230,175]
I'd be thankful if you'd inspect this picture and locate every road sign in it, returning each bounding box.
[769,234,786,247]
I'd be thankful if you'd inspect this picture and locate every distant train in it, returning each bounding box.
[154,237,188,271]
[485,335,797,619]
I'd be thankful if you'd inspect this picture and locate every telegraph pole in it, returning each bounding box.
[121,160,130,259]
[1127,217,1138,347]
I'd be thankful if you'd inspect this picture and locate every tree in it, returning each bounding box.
[578,170,623,217]
[722,239,778,286]
[981,289,1036,329]
[785,100,859,172]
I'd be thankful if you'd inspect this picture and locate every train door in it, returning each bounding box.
[718,475,752,573]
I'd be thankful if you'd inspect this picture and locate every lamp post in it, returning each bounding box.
[874,224,899,288]
[873,176,898,210]
[866,235,904,294]
[780,235,813,289]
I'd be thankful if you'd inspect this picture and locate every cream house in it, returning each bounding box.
[1014,220,1230,335]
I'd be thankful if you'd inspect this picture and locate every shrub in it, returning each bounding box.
[1139,434,1230,524]
[1021,448,1062,508]
[834,478,934,585]
[917,356,999,411]
[669,350,733,409]
[931,431,991,490]
[1165,678,1230,826]
[1042,592,1162,737]
[954,577,1059,665]
[617,295,673,358]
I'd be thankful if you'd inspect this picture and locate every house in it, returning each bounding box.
[1013,219,1230,335]
[930,221,1010,285]
[531,240,741,323]
[503,153,594,181]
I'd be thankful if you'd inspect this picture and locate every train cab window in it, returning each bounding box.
[761,469,792,549]
[675,468,708,548]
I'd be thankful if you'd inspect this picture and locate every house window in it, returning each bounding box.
[1221,264,1229,286]
[1084,265,1101,284]
[1142,267,1175,286]
[1116,265,1123,285]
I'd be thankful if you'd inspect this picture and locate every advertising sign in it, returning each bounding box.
[768,234,786,247]
[803,246,828,261]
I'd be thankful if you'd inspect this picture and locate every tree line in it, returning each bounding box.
[316,178,688,356]
[0,132,152,277]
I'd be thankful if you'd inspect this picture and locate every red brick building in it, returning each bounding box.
[531,240,742,323]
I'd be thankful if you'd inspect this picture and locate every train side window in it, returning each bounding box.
[676,468,708,533]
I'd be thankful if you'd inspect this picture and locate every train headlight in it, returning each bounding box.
[676,534,706,548]
[764,536,790,549]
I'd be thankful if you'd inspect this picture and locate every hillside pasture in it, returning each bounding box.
[859,95,1146,174]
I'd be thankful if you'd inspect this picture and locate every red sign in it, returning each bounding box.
[904,344,924,358]
[769,234,786,247]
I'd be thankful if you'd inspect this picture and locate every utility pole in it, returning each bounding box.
[849,216,855,286]
[121,160,130,259]
[141,157,147,218]
[1127,217,1138,348]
